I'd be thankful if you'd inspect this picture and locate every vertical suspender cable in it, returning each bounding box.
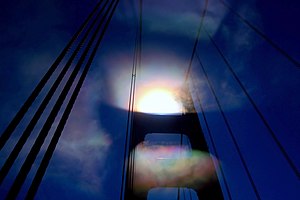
[195,52,261,200]
[129,0,143,193]
[183,0,230,198]
[0,0,104,151]
[0,0,109,185]
[5,1,118,199]
[128,29,138,192]
[191,73,232,199]
[188,189,193,200]
[218,0,300,68]
[120,0,142,199]
[128,46,137,193]
[120,25,139,200]
[120,26,138,200]
[204,28,300,178]
[184,0,208,83]
[25,1,120,198]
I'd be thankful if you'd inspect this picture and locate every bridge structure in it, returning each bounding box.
[123,87,224,199]
[0,0,299,199]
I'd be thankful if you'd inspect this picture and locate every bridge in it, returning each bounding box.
[0,0,299,199]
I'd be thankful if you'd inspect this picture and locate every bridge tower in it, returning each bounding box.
[124,88,224,199]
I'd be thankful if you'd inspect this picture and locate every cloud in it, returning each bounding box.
[116,0,228,39]
[188,73,246,112]
[144,12,203,38]
[43,71,112,194]
[220,2,262,54]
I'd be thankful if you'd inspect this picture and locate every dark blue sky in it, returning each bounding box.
[0,0,299,199]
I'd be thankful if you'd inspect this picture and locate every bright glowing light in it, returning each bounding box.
[137,89,181,114]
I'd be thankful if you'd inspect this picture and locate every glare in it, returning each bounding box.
[131,143,218,195]
[137,89,181,114]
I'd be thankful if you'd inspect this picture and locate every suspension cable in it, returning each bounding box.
[177,187,181,200]
[0,0,105,151]
[183,1,230,198]
[183,188,186,200]
[129,0,143,195]
[190,73,232,199]
[218,0,300,68]
[204,27,300,178]
[120,22,139,200]
[188,189,193,200]
[195,52,261,200]
[120,1,143,199]
[0,0,109,185]
[184,0,208,83]
[5,1,118,198]
[24,1,120,198]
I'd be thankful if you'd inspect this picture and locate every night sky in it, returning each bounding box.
[0,0,299,199]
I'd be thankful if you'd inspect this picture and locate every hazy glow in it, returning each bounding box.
[137,89,181,114]
[131,143,218,195]
[106,51,187,112]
